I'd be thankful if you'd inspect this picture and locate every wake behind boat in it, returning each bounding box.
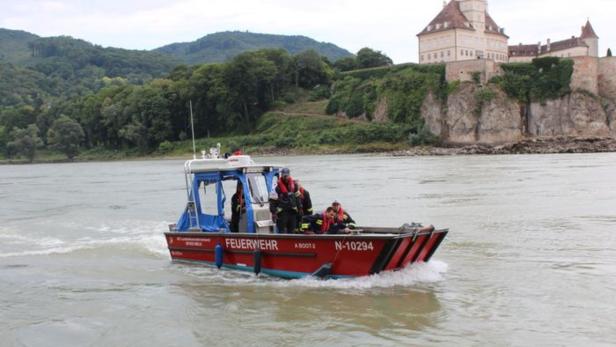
[165,147,448,279]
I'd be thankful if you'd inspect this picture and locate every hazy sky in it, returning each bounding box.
[0,0,613,63]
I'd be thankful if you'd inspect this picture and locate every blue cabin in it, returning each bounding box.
[171,151,281,234]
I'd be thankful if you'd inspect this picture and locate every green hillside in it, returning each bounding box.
[0,29,181,108]
[0,28,39,63]
[155,31,353,64]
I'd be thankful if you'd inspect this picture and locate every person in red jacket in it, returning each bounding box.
[275,168,302,233]
[331,201,357,229]
[301,207,349,234]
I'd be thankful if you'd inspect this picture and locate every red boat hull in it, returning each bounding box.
[165,229,448,279]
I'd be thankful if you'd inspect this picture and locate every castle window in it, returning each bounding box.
[440,51,444,58]
[444,22,449,28]
[427,25,433,31]
[447,50,451,57]
[436,23,441,30]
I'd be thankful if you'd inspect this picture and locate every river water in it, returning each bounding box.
[1,153,615,346]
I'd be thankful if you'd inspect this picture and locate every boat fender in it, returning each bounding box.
[215,244,224,269]
[312,263,333,279]
[253,250,262,275]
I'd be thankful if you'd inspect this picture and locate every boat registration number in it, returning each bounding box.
[294,242,316,250]
[335,241,374,252]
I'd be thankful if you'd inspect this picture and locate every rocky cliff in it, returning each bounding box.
[422,82,616,145]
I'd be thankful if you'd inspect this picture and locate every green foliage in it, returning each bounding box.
[409,125,439,146]
[0,48,340,157]
[290,50,334,89]
[248,112,410,148]
[495,57,574,103]
[329,64,447,128]
[155,31,353,65]
[333,57,357,72]
[47,115,85,159]
[158,140,174,153]
[7,124,42,161]
[0,28,39,64]
[475,88,496,103]
[308,85,331,101]
[471,72,481,85]
[474,87,496,117]
[356,48,393,69]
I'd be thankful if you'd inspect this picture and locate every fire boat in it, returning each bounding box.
[165,147,448,279]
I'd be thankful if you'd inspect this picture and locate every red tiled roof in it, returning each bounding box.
[540,37,587,54]
[417,1,507,38]
[509,37,588,58]
[580,20,599,39]
[485,13,508,38]
[417,1,473,36]
[509,44,539,57]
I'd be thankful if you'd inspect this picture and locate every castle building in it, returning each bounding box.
[417,0,509,64]
[508,21,599,62]
[418,1,600,65]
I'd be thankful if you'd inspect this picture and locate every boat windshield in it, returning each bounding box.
[247,173,269,204]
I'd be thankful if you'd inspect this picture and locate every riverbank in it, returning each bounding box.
[3,136,616,165]
[392,137,616,156]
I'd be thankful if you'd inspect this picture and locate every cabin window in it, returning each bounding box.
[198,181,220,215]
[247,173,269,204]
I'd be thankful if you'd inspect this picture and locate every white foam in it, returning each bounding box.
[180,260,448,290]
[277,260,449,290]
[0,221,170,258]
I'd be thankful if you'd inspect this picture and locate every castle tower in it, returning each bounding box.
[457,0,486,31]
[580,20,599,57]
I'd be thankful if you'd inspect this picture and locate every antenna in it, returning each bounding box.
[189,100,196,160]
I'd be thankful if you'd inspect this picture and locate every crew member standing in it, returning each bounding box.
[275,168,302,233]
[295,179,313,225]
[230,183,246,233]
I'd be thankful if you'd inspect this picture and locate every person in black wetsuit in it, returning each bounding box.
[230,183,245,233]
[295,179,313,229]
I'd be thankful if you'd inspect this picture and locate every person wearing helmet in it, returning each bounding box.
[275,168,302,233]
[331,201,357,229]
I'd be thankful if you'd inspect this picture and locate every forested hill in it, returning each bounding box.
[0,28,180,107]
[0,28,38,63]
[155,31,353,64]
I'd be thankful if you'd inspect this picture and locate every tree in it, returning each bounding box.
[356,48,393,69]
[47,115,85,160]
[608,48,613,57]
[333,57,358,72]
[291,50,333,89]
[7,125,42,162]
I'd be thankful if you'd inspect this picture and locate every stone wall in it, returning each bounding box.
[570,56,599,94]
[445,59,501,84]
[598,57,616,100]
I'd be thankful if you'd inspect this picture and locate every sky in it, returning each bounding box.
[0,0,613,63]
